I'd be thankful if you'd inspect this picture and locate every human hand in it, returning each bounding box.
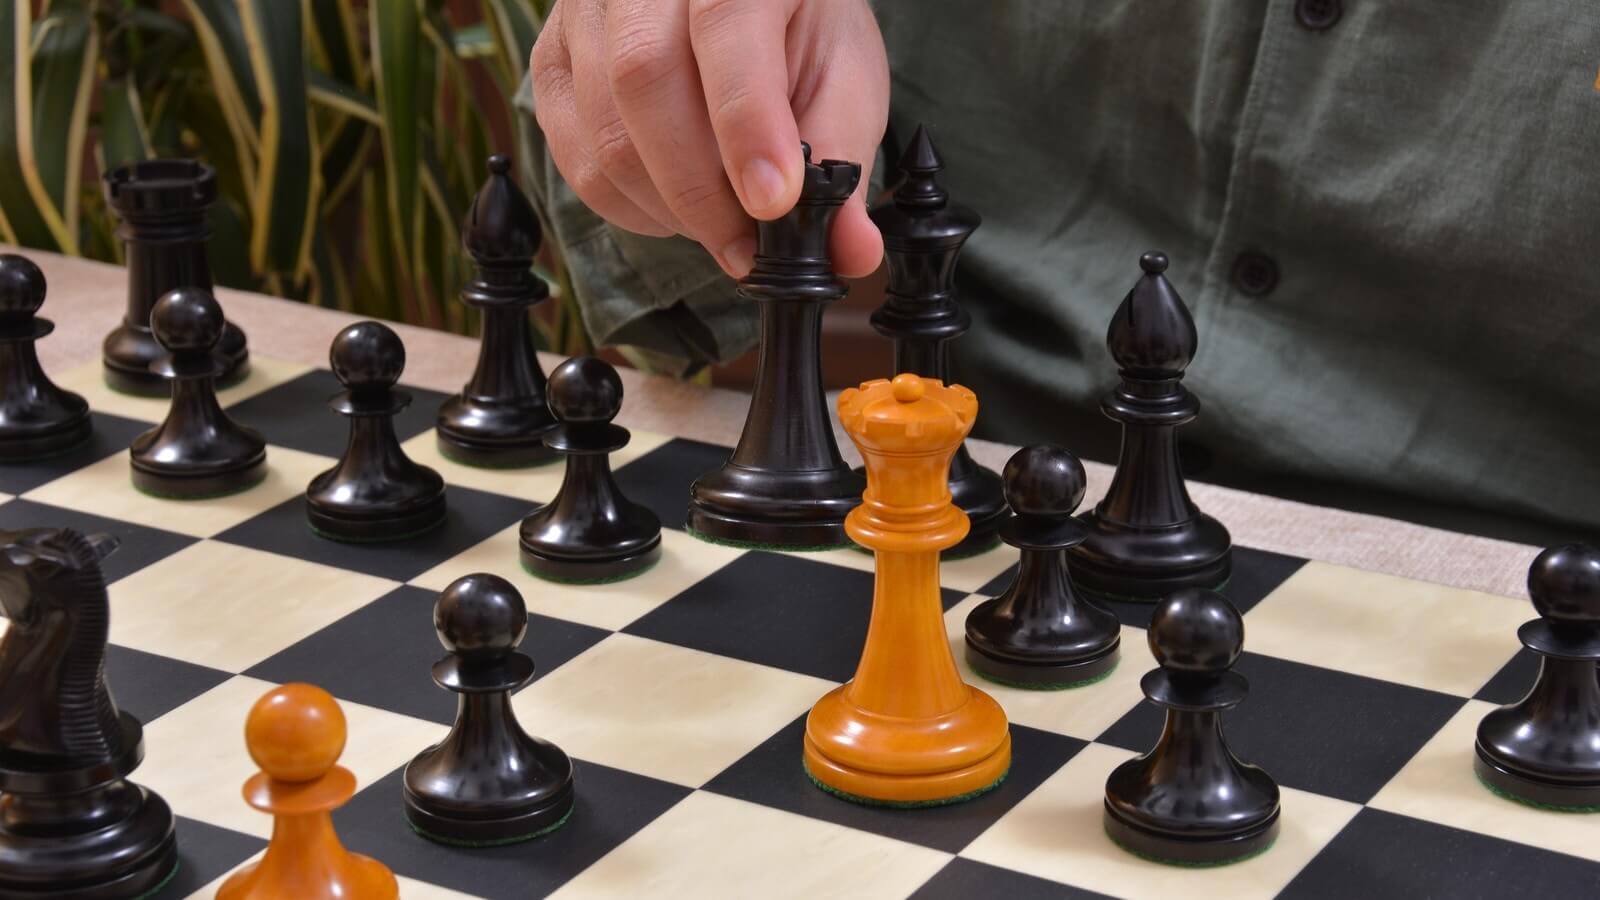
[530,0,889,279]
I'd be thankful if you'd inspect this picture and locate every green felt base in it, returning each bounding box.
[1105,828,1276,868]
[129,472,266,501]
[409,807,574,847]
[308,516,446,544]
[803,762,1007,809]
[1474,770,1600,813]
[686,527,850,554]
[974,660,1119,691]
[131,859,180,900]
[519,557,660,585]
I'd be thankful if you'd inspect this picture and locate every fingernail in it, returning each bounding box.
[720,236,757,277]
[740,157,787,214]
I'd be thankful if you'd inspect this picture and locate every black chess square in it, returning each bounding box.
[107,645,233,724]
[1474,648,1540,706]
[613,438,731,531]
[150,817,267,899]
[1281,807,1600,899]
[0,498,195,584]
[246,585,610,726]
[214,485,531,582]
[336,759,691,900]
[1096,652,1465,804]
[224,370,449,459]
[0,412,149,494]
[623,550,965,683]
[704,716,1085,854]
[974,545,1307,629]
[913,858,1112,900]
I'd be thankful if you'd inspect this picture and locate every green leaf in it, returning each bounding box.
[236,0,318,283]
[181,0,261,184]
[482,0,538,89]
[0,0,91,251]
[452,21,493,58]
[99,77,153,171]
[371,0,421,284]
[306,69,380,125]
[305,0,362,89]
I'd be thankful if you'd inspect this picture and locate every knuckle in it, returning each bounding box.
[607,30,684,99]
[687,0,747,35]
[706,82,758,140]
[591,122,643,181]
[664,178,728,223]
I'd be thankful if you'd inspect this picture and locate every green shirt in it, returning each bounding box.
[517,1,1600,537]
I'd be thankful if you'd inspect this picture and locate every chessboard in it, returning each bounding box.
[3,354,1596,900]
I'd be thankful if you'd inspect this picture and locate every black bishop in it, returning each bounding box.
[306,321,446,541]
[1104,587,1279,864]
[0,254,91,460]
[868,124,1005,556]
[1069,252,1231,601]
[436,154,557,467]
[1475,543,1600,808]
[520,356,661,582]
[965,445,1121,687]
[129,287,266,498]
[403,573,576,844]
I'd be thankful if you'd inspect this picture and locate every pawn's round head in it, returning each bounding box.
[150,287,224,353]
[436,572,528,662]
[0,254,46,316]
[547,356,623,424]
[1148,588,1244,674]
[244,683,347,783]
[330,321,404,390]
[1528,543,1600,624]
[1002,445,1086,518]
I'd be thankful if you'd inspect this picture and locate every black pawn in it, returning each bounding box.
[436,154,558,468]
[1475,543,1600,809]
[520,357,661,582]
[965,446,1121,687]
[306,322,446,541]
[1104,588,1279,864]
[687,143,866,549]
[403,573,575,844]
[0,528,177,897]
[129,288,266,498]
[868,125,1005,557]
[1069,252,1231,601]
[0,254,91,459]
[102,159,248,395]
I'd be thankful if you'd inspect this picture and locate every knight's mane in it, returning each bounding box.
[43,530,124,759]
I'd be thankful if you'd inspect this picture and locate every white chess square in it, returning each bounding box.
[54,356,312,425]
[512,633,832,787]
[1243,561,1528,696]
[550,791,950,900]
[109,540,398,671]
[962,742,1361,900]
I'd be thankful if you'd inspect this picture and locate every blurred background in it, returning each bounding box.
[0,0,890,387]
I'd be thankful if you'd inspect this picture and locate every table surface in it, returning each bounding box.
[11,245,1542,601]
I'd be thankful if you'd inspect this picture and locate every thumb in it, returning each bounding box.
[792,38,889,279]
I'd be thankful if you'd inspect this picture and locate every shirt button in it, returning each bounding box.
[1296,0,1343,30]
[1231,251,1280,297]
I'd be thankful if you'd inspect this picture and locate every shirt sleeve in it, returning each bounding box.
[513,73,757,375]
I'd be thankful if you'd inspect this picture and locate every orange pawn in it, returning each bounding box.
[804,374,1012,805]
[218,684,398,900]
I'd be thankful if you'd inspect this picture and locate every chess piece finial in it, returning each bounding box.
[0,527,177,896]
[222,684,398,900]
[866,125,1001,556]
[0,254,92,459]
[520,357,661,581]
[101,159,248,394]
[436,153,558,467]
[129,288,267,498]
[1069,252,1231,601]
[404,574,576,843]
[308,322,446,541]
[804,374,1011,806]
[965,445,1121,687]
[1474,543,1600,808]
[1104,588,1279,864]
[686,142,866,548]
